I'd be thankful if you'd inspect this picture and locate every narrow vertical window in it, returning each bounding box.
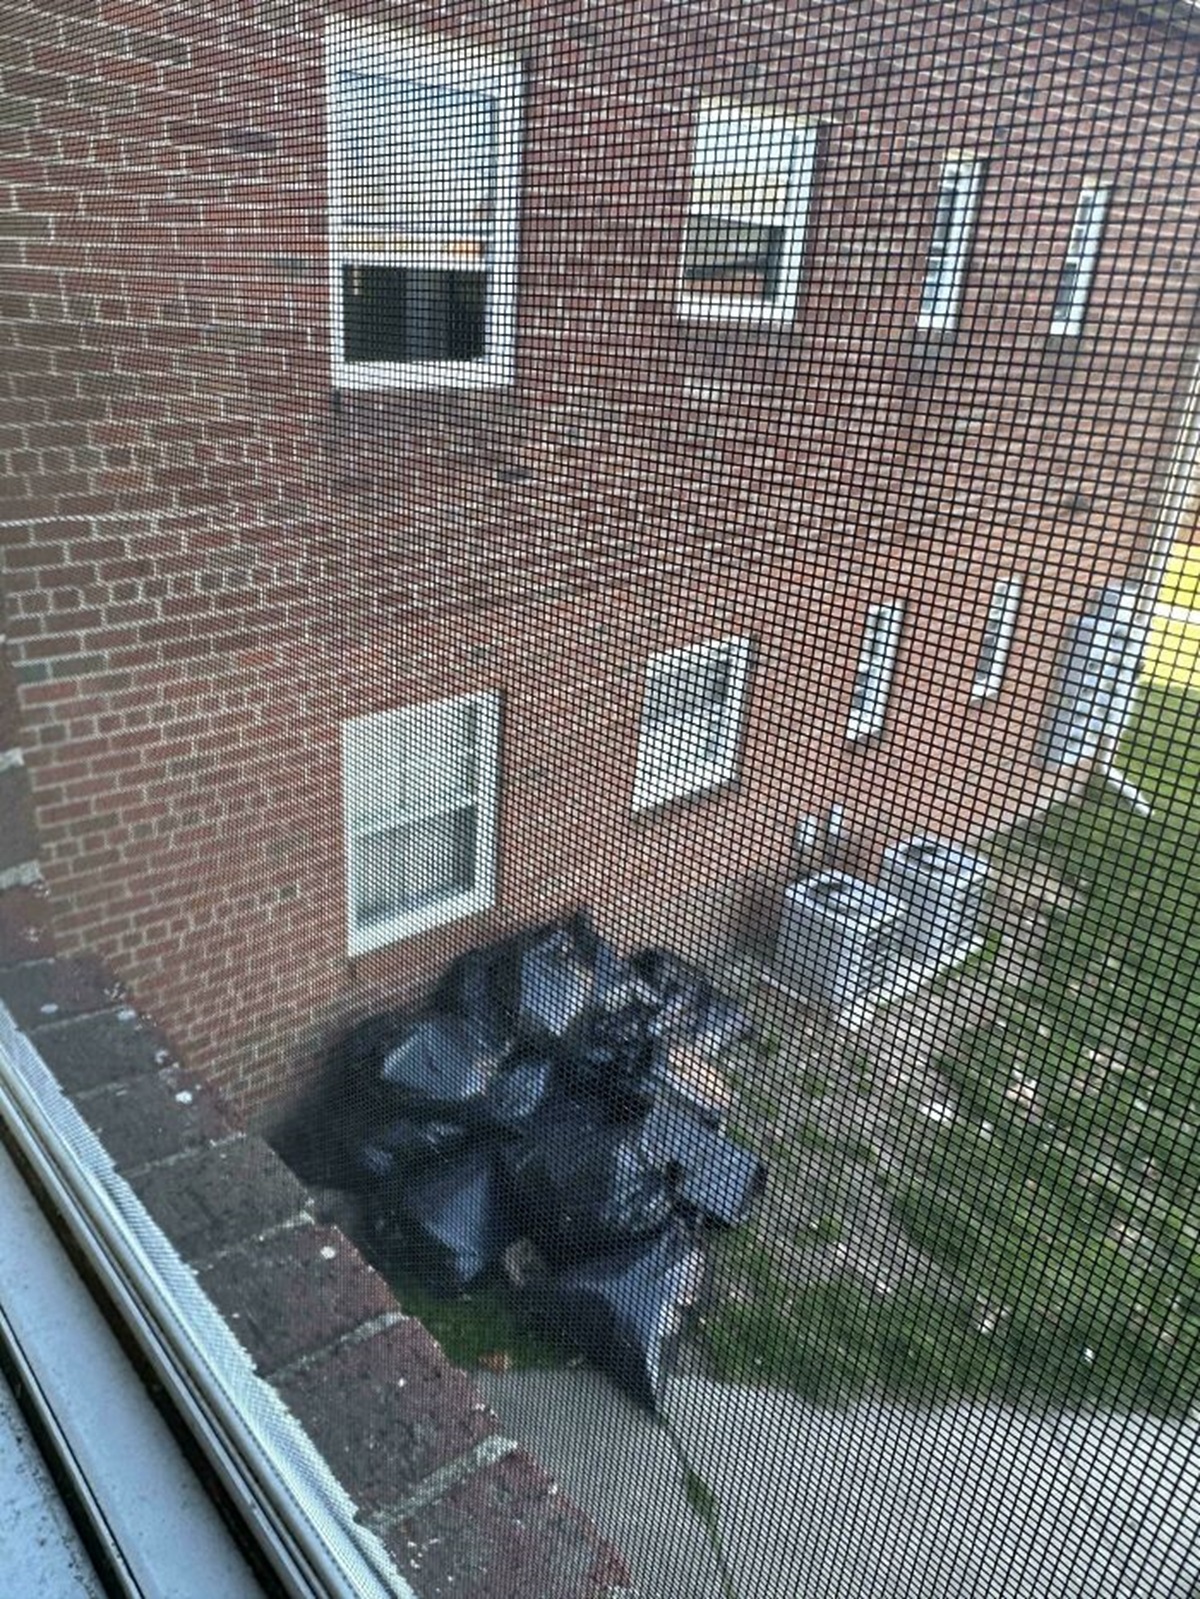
[327,22,522,388]
[634,637,752,810]
[1050,185,1110,336]
[917,157,984,332]
[971,578,1023,700]
[846,604,904,742]
[678,103,818,324]
[342,692,500,954]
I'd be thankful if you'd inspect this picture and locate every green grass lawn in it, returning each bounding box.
[702,684,1200,1413]
[888,683,1199,1412]
[385,1262,569,1372]
[942,681,1200,1412]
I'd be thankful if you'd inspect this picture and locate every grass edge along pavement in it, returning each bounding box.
[699,683,1200,1416]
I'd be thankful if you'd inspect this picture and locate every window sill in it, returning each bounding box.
[913,314,960,337]
[347,887,493,958]
[676,297,798,328]
[332,360,513,392]
[632,765,738,816]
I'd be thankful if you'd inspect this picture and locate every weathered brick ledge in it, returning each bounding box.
[0,886,631,1599]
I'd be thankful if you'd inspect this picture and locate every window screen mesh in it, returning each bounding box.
[3,0,1200,1595]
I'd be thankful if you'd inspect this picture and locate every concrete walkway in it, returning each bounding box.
[476,1366,731,1597]
[477,1368,1200,1599]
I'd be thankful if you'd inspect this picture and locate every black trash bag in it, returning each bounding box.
[380,1014,505,1121]
[629,949,752,1056]
[526,1220,708,1410]
[578,930,646,1016]
[431,910,625,1040]
[356,1116,473,1182]
[482,1053,554,1131]
[329,1008,414,1080]
[369,1146,515,1297]
[557,1000,660,1118]
[430,942,516,1049]
[272,1008,416,1189]
[629,948,711,1033]
[500,1096,675,1264]
[517,925,596,1039]
[513,910,631,1041]
[640,1101,767,1228]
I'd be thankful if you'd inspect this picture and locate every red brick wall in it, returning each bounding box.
[3,0,1199,1108]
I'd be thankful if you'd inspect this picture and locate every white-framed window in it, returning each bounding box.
[971,578,1023,700]
[1050,184,1110,336]
[846,603,904,743]
[917,157,984,332]
[326,21,522,389]
[633,637,752,812]
[342,692,500,955]
[678,102,818,325]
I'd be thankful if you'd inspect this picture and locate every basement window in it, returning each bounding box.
[1050,184,1110,337]
[633,637,751,811]
[846,603,904,742]
[917,156,984,333]
[326,21,522,388]
[342,692,500,954]
[971,578,1023,700]
[678,102,818,324]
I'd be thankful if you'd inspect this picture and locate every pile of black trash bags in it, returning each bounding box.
[312,911,767,1410]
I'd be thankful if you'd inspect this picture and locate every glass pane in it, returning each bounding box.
[691,108,794,221]
[977,585,1018,685]
[351,810,477,929]
[647,713,725,779]
[342,266,487,363]
[1051,260,1082,323]
[401,701,476,813]
[687,107,796,303]
[349,700,478,834]
[19,12,1200,1599]
[337,70,496,236]
[920,175,966,315]
[682,216,785,297]
[400,809,477,908]
[645,653,731,728]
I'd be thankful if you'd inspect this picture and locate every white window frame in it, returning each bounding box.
[677,101,818,326]
[971,578,1023,701]
[633,636,752,812]
[846,603,904,743]
[1050,184,1110,337]
[326,20,522,390]
[342,691,499,956]
[916,156,984,333]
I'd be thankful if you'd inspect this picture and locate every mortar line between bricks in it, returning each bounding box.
[178,1208,316,1268]
[25,1009,132,1037]
[263,1309,410,1383]
[365,1434,522,1535]
[121,1129,246,1175]
[70,1076,172,1108]
[0,957,73,982]
[0,510,183,530]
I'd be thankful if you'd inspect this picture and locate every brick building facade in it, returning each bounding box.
[2,0,1199,1111]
